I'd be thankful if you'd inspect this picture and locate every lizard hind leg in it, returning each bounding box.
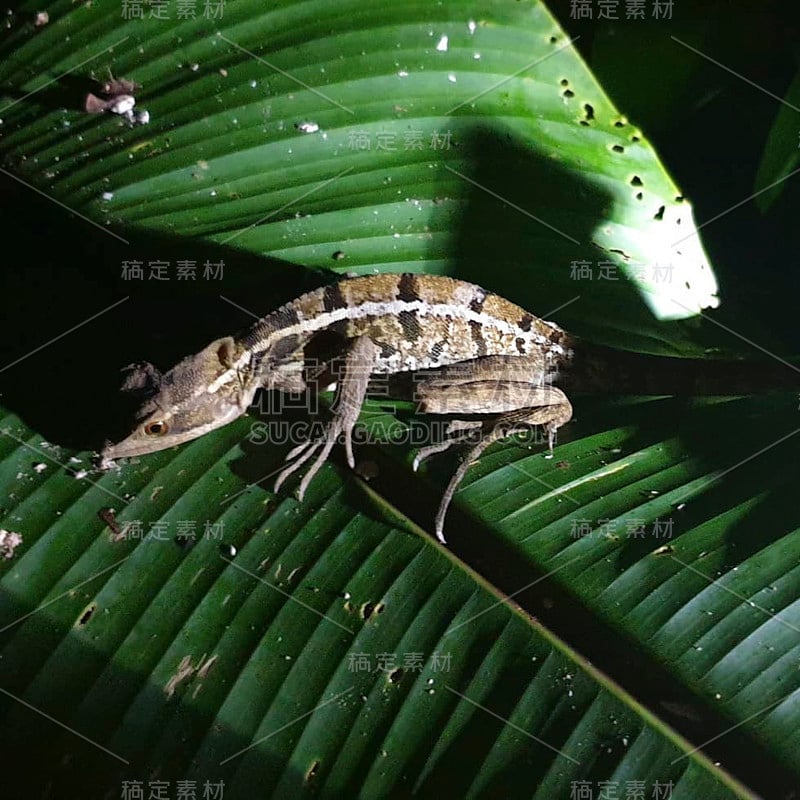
[274,335,380,501]
[412,420,484,471]
[427,391,572,543]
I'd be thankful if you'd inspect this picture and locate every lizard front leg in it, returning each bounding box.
[411,356,572,542]
[274,335,380,501]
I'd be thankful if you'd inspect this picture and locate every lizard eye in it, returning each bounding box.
[144,420,169,436]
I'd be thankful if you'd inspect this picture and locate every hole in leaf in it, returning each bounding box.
[550,35,558,44]
[77,604,97,626]
[611,144,624,153]
[361,601,378,620]
[635,192,643,200]
[175,533,195,550]
[614,119,626,128]
[583,103,595,121]
[560,78,569,87]
[389,668,404,684]
[630,175,643,187]
[654,206,665,221]
[562,89,574,98]
[631,135,641,142]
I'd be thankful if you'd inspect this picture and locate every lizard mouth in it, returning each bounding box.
[96,437,152,467]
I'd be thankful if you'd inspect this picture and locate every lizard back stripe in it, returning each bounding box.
[225,274,573,391]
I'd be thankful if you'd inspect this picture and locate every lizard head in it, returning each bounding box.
[98,336,257,467]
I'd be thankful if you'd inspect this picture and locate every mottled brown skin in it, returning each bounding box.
[100,274,576,542]
[240,273,574,376]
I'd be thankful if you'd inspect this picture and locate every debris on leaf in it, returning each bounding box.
[103,75,139,96]
[98,507,122,537]
[109,95,135,116]
[0,529,23,559]
[165,655,196,698]
[165,653,217,697]
[84,73,148,125]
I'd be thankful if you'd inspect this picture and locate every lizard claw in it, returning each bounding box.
[274,440,325,500]
[274,335,378,502]
[413,440,458,472]
[413,420,484,471]
[273,417,351,501]
[426,415,561,543]
[274,439,322,499]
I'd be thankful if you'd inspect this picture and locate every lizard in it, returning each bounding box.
[98,272,800,543]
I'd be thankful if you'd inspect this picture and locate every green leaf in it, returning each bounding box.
[754,65,800,213]
[0,405,755,798]
[409,392,800,775]
[0,0,719,352]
